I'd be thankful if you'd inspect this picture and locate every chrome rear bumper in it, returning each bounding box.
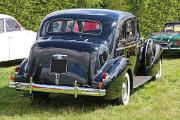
[9,81,106,97]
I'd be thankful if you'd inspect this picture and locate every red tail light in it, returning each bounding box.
[15,66,20,72]
[98,82,103,89]
[102,72,108,81]
[177,39,180,46]
[10,76,14,81]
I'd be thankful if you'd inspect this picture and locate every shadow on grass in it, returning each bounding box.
[162,50,180,59]
[0,79,157,117]
[0,86,110,117]
[0,73,158,117]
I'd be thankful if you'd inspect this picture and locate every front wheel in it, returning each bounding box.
[113,72,131,105]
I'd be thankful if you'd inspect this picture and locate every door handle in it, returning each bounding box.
[116,48,125,57]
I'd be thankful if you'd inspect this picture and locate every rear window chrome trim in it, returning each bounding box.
[45,18,103,35]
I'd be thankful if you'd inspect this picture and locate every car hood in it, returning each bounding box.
[27,38,103,86]
[151,32,180,42]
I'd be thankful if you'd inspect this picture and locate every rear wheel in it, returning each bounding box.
[113,73,131,105]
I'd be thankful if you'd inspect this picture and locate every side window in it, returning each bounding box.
[118,19,139,45]
[126,20,135,43]
[5,18,21,32]
[0,19,4,33]
[136,19,140,39]
[117,20,135,45]
[116,23,126,46]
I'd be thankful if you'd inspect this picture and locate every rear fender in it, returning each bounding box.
[17,58,28,75]
[94,57,130,99]
[14,58,28,82]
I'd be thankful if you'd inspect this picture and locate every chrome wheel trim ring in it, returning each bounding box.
[121,73,130,105]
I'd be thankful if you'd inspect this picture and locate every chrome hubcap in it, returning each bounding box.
[122,81,128,102]
[121,73,130,105]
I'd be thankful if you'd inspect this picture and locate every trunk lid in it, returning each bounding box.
[27,38,99,86]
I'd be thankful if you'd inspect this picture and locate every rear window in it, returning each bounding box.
[46,19,102,35]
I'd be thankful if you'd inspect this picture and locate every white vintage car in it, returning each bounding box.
[0,14,36,62]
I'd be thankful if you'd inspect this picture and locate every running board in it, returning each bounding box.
[133,76,152,88]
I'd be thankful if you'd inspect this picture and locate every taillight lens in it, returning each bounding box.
[15,66,20,73]
[102,72,108,81]
[10,76,14,81]
[177,39,180,46]
[98,82,103,89]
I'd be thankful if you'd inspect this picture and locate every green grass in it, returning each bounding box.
[0,59,180,120]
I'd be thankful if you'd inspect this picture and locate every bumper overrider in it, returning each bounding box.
[9,78,106,98]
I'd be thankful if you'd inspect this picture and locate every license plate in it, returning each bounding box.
[50,54,67,74]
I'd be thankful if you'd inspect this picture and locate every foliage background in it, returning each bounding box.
[0,0,179,37]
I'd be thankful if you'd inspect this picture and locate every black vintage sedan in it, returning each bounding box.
[9,9,162,105]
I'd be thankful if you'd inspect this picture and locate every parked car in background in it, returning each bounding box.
[0,14,36,62]
[149,22,180,56]
[9,9,162,105]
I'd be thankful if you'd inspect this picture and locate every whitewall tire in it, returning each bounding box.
[120,73,131,105]
[155,60,162,79]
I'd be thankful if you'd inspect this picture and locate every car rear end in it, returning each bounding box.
[9,40,107,98]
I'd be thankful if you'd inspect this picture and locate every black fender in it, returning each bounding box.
[137,39,162,75]
[97,44,109,67]
[17,58,28,75]
[14,58,28,82]
[141,39,154,71]
[94,56,131,99]
[146,43,163,76]
[136,39,151,75]
[152,44,163,64]
[144,39,154,67]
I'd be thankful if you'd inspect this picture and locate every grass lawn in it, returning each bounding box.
[0,59,180,120]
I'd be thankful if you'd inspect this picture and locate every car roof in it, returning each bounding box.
[0,14,14,19]
[44,9,135,22]
[165,22,180,25]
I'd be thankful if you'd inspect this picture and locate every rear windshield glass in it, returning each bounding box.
[164,23,180,32]
[46,19,102,35]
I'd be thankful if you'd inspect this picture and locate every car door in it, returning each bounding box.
[116,18,140,72]
[0,19,9,61]
[4,18,26,60]
[124,18,140,73]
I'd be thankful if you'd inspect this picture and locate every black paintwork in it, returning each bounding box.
[14,9,162,99]
[164,22,180,26]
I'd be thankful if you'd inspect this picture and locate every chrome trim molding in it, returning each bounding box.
[9,81,106,97]
[163,48,180,50]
